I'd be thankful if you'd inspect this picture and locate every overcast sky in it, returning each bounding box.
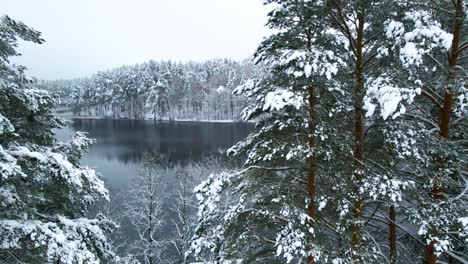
[3,0,269,80]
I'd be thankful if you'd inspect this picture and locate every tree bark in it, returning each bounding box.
[439,0,463,139]
[425,241,437,264]
[305,27,317,264]
[307,85,317,264]
[352,11,366,256]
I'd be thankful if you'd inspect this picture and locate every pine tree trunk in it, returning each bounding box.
[440,0,462,140]
[307,85,316,264]
[305,28,316,264]
[425,241,437,264]
[352,12,366,257]
[426,1,463,262]
[389,205,397,263]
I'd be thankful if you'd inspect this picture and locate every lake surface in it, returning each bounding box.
[55,119,254,187]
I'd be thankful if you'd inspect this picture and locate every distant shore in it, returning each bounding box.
[70,116,247,123]
[54,107,253,123]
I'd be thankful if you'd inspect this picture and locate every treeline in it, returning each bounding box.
[40,59,257,121]
[3,0,467,263]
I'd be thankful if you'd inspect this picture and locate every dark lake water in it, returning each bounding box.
[55,118,254,187]
[54,118,254,260]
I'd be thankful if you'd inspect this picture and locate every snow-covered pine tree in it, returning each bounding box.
[70,82,85,116]
[0,15,115,263]
[323,1,428,262]
[156,75,170,120]
[189,1,463,263]
[47,59,255,121]
[382,0,467,262]
[190,1,354,263]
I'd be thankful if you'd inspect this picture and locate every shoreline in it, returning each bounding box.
[54,108,255,123]
[60,115,254,123]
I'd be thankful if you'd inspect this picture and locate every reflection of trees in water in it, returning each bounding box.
[71,119,253,166]
[72,120,251,261]
[94,155,238,262]
[105,150,232,167]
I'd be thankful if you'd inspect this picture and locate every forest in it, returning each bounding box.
[0,0,467,264]
[39,60,257,121]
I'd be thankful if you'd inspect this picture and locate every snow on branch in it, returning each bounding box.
[0,114,14,135]
[0,215,115,263]
[263,89,303,112]
[385,10,453,67]
[364,76,421,120]
[8,145,108,201]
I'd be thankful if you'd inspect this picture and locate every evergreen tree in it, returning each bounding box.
[383,0,467,262]
[189,1,467,263]
[0,15,115,263]
[44,59,255,121]
[191,1,353,263]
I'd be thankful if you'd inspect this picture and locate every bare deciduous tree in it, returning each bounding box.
[124,154,166,264]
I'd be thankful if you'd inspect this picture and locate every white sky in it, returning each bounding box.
[3,0,269,80]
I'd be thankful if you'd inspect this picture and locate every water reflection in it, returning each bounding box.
[55,119,253,187]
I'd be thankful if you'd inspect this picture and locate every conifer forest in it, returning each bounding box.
[0,0,467,263]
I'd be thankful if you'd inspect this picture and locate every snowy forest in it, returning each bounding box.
[1,0,467,264]
[39,60,257,121]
